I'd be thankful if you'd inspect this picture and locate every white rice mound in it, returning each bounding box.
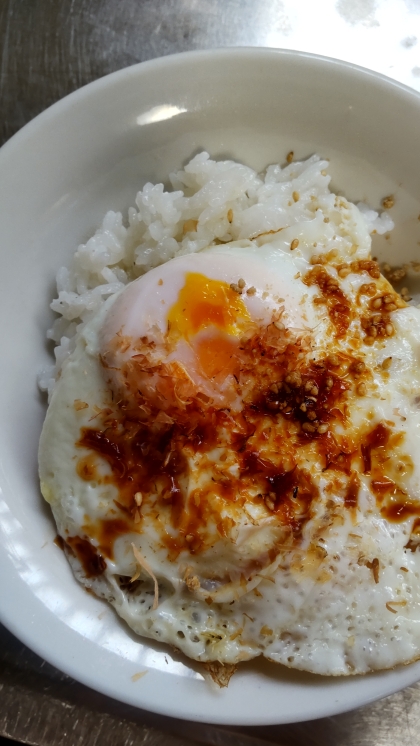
[39,152,393,397]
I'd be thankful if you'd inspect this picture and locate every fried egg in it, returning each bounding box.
[39,171,420,678]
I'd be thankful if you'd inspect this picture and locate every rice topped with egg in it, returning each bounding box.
[39,153,392,396]
[39,152,420,680]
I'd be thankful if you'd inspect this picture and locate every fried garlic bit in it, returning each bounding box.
[203,661,237,688]
[131,543,159,610]
[184,566,201,592]
[382,195,395,209]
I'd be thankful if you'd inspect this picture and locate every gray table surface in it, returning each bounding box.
[2,1,420,744]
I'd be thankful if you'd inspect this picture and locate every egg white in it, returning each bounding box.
[39,214,420,676]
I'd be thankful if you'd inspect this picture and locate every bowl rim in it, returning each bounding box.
[2,46,420,159]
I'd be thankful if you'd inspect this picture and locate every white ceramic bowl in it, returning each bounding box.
[1,48,420,726]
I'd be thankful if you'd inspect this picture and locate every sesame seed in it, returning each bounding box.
[338,267,351,278]
[317,423,329,434]
[385,302,397,312]
[382,356,392,370]
[273,320,285,331]
[386,323,394,336]
[227,208,233,223]
[286,151,294,164]
[357,382,367,396]
[372,298,382,309]
[246,286,256,296]
[290,239,299,250]
[285,371,302,386]
[292,191,299,202]
[237,278,246,289]
[134,492,143,506]
[328,354,340,367]
[230,283,242,294]
[307,411,317,421]
[300,403,307,412]
[302,422,316,433]
[353,362,365,374]
[265,496,275,511]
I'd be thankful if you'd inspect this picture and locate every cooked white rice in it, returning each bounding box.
[39,152,393,397]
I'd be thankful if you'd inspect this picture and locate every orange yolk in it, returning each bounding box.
[194,332,240,379]
[167,272,250,340]
[167,272,250,380]
[168,272,250,378]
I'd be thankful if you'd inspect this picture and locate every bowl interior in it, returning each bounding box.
[1,48,420,725]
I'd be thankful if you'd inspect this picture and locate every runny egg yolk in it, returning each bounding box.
[194,334,239,379]
[167,272,251,379]
[98,257,280,414]
[167,272,250,339]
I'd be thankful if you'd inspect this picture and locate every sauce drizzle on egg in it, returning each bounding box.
[72,263,416,567]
